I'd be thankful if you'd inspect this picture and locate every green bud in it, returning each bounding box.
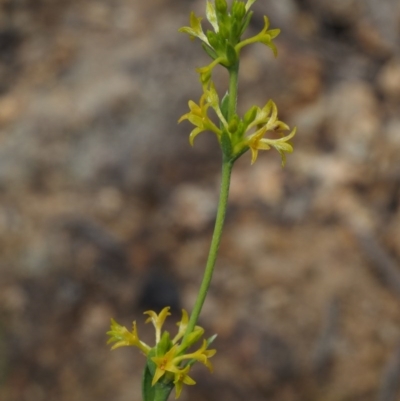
[244,105,258,125]
[228,114,239,133]
[231,19,242,43]
[186,326,205,347]
[215,0,228,14]
[155,331,172,356]
[232,1,246,22]
[199,68,212,86]
[235,120,246,140]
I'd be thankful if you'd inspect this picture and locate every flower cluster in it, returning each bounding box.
[179,0,280,87]
[178,0,296,166]
[107,307,216,399]
[179,82,296,166]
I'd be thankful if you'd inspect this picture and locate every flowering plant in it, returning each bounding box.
[107,1,295,400]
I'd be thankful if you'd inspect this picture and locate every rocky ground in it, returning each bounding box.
[0,0,400,400]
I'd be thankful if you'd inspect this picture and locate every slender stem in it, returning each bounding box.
[227,62,239,120]
[235,35,259,52]
[181,159,233,346]
[180,64,239,348]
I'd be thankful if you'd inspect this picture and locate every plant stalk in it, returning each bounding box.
[181,159,233,346]
[181,63,239,347]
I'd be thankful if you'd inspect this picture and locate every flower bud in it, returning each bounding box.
[244,105,258,125]
[215,0,227,14]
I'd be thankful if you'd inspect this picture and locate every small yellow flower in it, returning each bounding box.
[230,99,296,165]
[144,306,171,344]
[108,308,216,399]
[177,339,216,372]
[173,366,196,399]
[178,12,210,46]
[235,15,280,57]
[106,319,150,354]
[247,126,296,165]
[247,100,289,132]
[196,57,225,88]
[151,345,181,385]
[258,16,280,57]
[151,340,216,385]
[204,82,229,132]
[178,91,221,145]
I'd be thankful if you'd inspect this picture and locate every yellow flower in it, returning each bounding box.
[173,366,196,399]
[247,126,296,165]
[178,339,216,372]
[196,57,225,88]
[178,91,222,145]
[151,345,181,385]
[204,82,229,131]
[231,99,296,165]
[235,15,280,57]
[106,319,150,354]
[247,100,289,132]
[178,12,210,46]
[108,308,217,399]
[144,306,171,344]
[258,16,280,57]
[151,340,216,385]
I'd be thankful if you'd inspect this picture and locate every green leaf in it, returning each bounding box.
[142,365,174,401]
[202,42,218,60]
[220,91,230,122]
[207,334,218,346]
[206,30,224,54]
[142,363,157,401]
[142,350,174,401]
[220,130,233,159]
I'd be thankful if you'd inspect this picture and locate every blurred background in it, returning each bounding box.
[0,0,400,400]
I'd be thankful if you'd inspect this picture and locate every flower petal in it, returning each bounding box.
[206,1,219,32]
[144,307,171,343]
[173,309,189,344]
[179,12,210,46]
[245,0,257,12]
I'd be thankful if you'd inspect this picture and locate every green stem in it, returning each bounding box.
[180,63,239,349]
[227,62,239,120]
[181,159,233,346]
